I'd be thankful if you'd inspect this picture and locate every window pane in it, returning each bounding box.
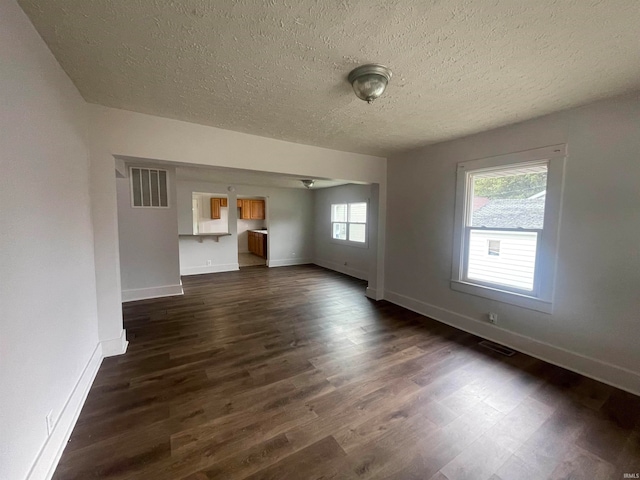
[131,168,142,206]
[487,239,500,256]
[150,170,160,206]
[467,229,537,291]
[332,222,347,240]
[349,223,366,243]
[332,204,347,222]
[141,168,151,206]
[158,170,168,207]
[348,202,367,223]
[469,163,547,229]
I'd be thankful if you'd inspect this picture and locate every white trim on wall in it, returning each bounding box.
[313,259,369,281]
[121,284,184,302]
[26,343,104,480]
[365,287,379,300]
[268,258,312,268]
[100,329,129,357]
[384,290,640,396]
[180,263,239,276]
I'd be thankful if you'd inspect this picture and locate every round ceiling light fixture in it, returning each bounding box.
[301,179,315,189]
[348,64,393,104]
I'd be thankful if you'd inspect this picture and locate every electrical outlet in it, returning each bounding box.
[206,260,212,266]
[488,312,498,324]
[46,411,54,436]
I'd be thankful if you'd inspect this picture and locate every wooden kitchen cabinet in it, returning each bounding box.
[210,198,221,219]
[248,231,267,258]
[240,199,252,219]
[238,199,265,220]
[210,197,228,219]
[250,200,264,220]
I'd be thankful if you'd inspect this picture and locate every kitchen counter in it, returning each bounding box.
[250,229,268,234]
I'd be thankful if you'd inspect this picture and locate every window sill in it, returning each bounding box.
[330,239,369,249]
[450,280,553,314]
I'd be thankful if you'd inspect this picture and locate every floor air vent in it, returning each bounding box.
[479,340,516,357]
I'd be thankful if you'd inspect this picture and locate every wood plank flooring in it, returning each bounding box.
[53,265,640,480]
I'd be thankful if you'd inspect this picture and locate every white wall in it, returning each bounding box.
[0,1,101,478]
[313,184,373,280]
[116,165,182,301]
[385,92,640,394]
[177,179,313,275]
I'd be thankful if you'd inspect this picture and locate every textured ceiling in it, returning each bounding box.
[19,0,640,156]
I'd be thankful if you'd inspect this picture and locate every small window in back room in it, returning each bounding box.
[130,167,169,207]
[331,202,367,244]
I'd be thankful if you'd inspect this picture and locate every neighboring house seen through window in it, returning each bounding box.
[451,145,566,313]
[331,202,367,244]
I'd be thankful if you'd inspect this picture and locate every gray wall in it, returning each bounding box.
[0,1,100,478]
[313,184,373,280]
[385,92,640,391]
[116,165,182,300]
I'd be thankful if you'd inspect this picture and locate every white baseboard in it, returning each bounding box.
[26,343,103,480]
[366,287,379,300]
[268,258,312,268]
[180,263,239,276]
[121,284,184,302]
[385,290,640,396]
[313,259,369,281]
[101,329,128,357]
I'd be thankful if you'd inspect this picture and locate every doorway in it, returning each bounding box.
[237,196,267,267]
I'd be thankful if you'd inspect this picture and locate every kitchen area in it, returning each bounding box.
[236,197,268,267]
[176,172,313,277]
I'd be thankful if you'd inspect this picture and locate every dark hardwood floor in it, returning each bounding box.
[53,265,640,480]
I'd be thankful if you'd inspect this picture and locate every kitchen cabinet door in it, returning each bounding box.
[250,200,265,219]
[210,198,221,219]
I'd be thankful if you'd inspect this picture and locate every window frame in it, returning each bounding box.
[331,202,369,247]
[450,144,566,314]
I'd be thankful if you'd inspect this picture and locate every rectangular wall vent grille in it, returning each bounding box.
[130,167,168,207]
[478,340,516,357]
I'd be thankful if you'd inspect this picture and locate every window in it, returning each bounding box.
[451,145,566,313]
[487,240,501,256]
[130,167,168,207]
[331,202,368,244]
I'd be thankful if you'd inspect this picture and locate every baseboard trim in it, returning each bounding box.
[366,287,379,300]
[384,290,640,396]
[101,329,128,357]
[26,343,103,480]
[313,259,369,281]
[121,284,184,302]
[180,263,239,276]
[268,258,312,268]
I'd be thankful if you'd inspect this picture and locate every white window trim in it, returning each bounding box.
[129,166,170,209]
[450,144,566,314]
[331,202,369,248]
